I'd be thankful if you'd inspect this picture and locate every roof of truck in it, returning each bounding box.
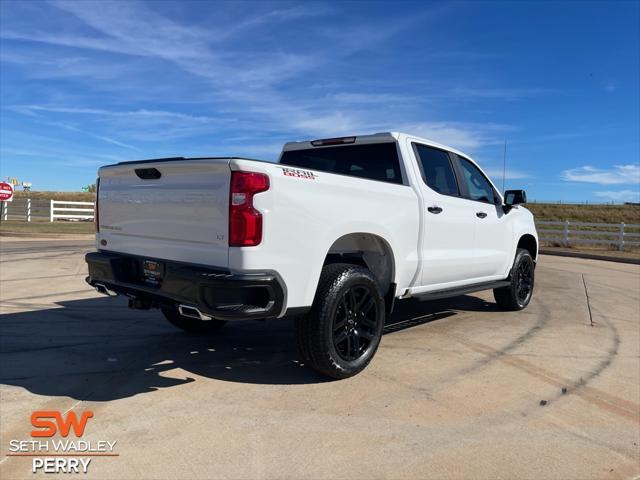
[281,132,473,160]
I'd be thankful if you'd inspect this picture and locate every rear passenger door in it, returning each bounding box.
[412,143,477,288]
[454,156,512,278]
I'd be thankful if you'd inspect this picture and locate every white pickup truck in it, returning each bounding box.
[86,132,537,378]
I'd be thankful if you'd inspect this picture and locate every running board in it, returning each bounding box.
[411,280,510,301]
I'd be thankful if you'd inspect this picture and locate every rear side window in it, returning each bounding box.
[458,157,496,203]
[279,142,403,184]
[413,143,459,196]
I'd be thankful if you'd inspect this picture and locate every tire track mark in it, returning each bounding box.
[373,270,636,425]
[370,299,552,397]
[439,299,552,383]
[446,302,637,422]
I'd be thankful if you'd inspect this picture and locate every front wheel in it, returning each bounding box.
[295,263,385,379]
[493,248,535,311]
[162,307,227,333]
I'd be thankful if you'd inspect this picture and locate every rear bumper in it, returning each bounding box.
[85,251,285,320]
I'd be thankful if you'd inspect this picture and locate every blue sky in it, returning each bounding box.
[0,0,638,202]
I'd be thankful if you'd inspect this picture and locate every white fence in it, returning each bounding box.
[537,220,640,251]
[49,200,95,221]
[0,199,94,222]
[2,199,640,251]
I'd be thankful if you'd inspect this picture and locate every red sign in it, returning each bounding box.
[0,182,13,201]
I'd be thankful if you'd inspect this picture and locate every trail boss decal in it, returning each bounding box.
[278,167,317,180]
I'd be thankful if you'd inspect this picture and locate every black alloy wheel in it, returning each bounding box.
[515,257,533,304]
[493,248,535,311]
[332,286,379,361]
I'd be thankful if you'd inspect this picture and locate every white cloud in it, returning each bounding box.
[562,165,640,185]
[0,50,133,80]
[294,112,369,137]
[326,92,421,105]
[40,121,140,151]
[15,105,219,123]
[595,190,640,202]
[0,3,401,143]
[195,142,284,160]
[1,1,525,159]
[399,122,512,151]
[218,5,334,41]
[451,87,555,101]
[12,105,230,142]
[484,168,530,180]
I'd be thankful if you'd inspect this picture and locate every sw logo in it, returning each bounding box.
[8,410,116,474]
[31,410,94,438]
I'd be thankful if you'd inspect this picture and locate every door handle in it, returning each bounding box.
[428,206,443,214]
[476,212,487,219]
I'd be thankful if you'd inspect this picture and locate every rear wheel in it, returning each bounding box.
[295,263,385,379]
[493,248,535,310]
[162,307,227,333]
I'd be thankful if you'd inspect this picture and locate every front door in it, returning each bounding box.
[455,156,512,278]
[410,142,477,288]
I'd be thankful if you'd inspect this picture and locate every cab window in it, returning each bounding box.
[458,157,496,204]
[413,143,459,196]
[280,142,403,184]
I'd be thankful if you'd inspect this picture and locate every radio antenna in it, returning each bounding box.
[502,140,507,193]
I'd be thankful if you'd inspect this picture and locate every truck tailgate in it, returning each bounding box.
[97,159,230,268]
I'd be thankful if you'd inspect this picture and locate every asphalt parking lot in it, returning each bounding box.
[1,238,639,479]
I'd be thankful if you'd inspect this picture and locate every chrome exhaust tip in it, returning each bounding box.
[94,283,118,297]
[178,304,212,321]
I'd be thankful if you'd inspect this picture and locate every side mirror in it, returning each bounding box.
[503,189,526,214]
[504,189,527,206]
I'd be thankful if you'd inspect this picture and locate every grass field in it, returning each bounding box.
[526,202,640,224]
[13,191,95,202]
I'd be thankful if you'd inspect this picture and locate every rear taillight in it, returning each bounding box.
[95,177,100,233]
[229,171,269,247]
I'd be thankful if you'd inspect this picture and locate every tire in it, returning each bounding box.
[493,248,535,311]
[295,263,385,379]
[162,307,227,333]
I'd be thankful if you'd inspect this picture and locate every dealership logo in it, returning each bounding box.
[6,410,118,474]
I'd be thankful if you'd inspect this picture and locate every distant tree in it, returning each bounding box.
[87,183,97,193]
